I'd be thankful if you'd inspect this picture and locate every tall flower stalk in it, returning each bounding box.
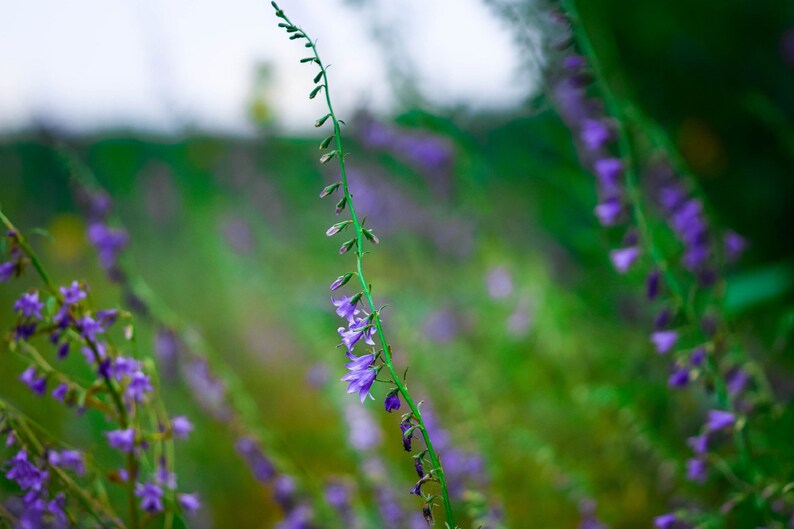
[271,3,457,525]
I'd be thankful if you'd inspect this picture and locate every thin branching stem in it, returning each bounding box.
[272,4,457,525]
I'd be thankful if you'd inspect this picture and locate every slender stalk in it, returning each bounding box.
[271,5,457,525]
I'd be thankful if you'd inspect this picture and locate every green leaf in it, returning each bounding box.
[725,263,794,314]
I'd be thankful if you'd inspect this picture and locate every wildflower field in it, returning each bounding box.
[1,0,793,527]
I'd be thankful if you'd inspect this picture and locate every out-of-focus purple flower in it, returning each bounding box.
[52,383,69,401]
[0,261,16,282]
[651,330,678,354]
[49,450,85,476]
[580,119,611,151]
[14,292,44,320]
[723,231,746,263]
[594,198,623,226]
[610,247,639,273]
[172,416,193,439]
[87,223,129,272]
[691,347,706,365]
[486,267,513,299]
[156,460,177,490]
[112,356,141,380]
[236,437,276,483]
[706,410,735,431]
[184,359,230,420]
[135,482,164,513]
[727,369,749,395]
[106,428,135,452]
[341,353,376,403]
[76,315,104,342]
[593,158,623,193]
[344,400,382,451]
[687,434,708,455]
[15,322,37,341]
[646,269,661,300]
[178,493,201,515]
[668,367,689,388]
[274,475,297,511]
[654,513,677,529]
[59,281,87,305]
[5,450,48,492]
[332,296,360,322]
[686,458,707,483]
[126,371,153,402]
[384,392,401,413]
[20,366,47,396]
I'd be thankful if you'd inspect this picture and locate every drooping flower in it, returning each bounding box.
[106,428,136,452]
[332,296,360,322]
[20,366,47,396]
[400,421,414,452]
[172,416,193,439]
[0,261,15,282]
[609,247,639,273]
[706,410,736,432]
[51,383,69,402]
[14,292,44,320]
[654,513,677,529]
[178,493,201,515]
[651,330,678,354]
[135,482,164,513]
[384,392,401,413]
[686,457,707,483]
[341,353,376,403]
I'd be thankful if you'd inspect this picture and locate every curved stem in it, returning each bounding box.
[272,5,457,525]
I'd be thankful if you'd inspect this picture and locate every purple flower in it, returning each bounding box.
[106,428,136,452]
[49,450,85,476]
[400,421,414,452]
[126,371,153,402]
[593,158,623,193]
[135,482,164,513]
[609,247,639,273]
[178,493,201,515]
[5,450,48,492]
[687,434,708,455]
[59,281,87,305]
[580,119,611,151]
[654,513,677,529]
[686,457,707,483]
[646,269,661,300]
[668,367,689,388]
[332,296,360,322]
[235,437,276,483]
[112,356,141,380]
[20,366,47,396]
[76,315,104,342]
[690,346,706,365]
[727,369,749,395]
[651,330,678,354]
[724,231,746,263]
[274,475,297,510]
[329,274,352,291]
[15,322,37,340]
[0,261,15,282]
[384,392,401,413]
[172,416,193,439]
[14,292,44,320]
[52,383,69,401]
[87,223,129,271]
[414,457,424,478]
[57,342,70,360]
[706,410,735,431]
[594,198,623,226]
[341,353,376,403]
[338,318,375,352]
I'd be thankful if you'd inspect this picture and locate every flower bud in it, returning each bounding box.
[329,273,353,291]
[319,182,341,198]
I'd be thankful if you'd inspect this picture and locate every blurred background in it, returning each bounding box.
[1,0,794,527]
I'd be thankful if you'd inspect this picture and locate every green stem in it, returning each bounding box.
[273,6,457,525]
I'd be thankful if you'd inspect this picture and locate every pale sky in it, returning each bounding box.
[0,0,539,134]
